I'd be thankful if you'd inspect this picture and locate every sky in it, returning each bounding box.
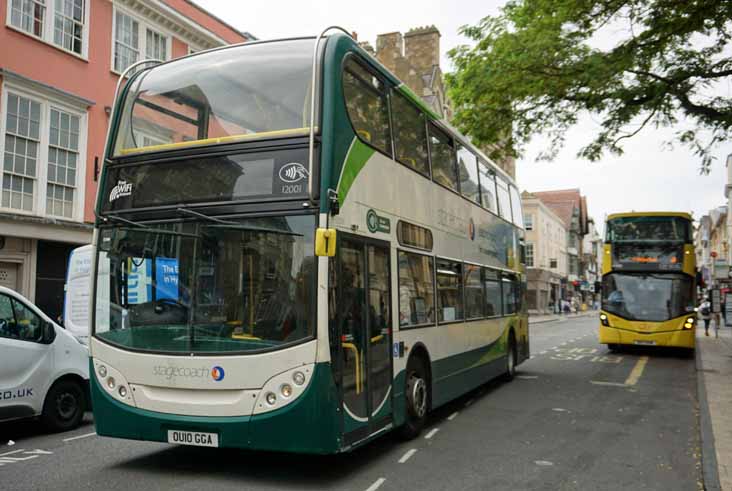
[195,0,731,227]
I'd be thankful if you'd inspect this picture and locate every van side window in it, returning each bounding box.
[342,58,392,156]
[0,294,43,342]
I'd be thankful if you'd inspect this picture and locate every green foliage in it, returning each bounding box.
[447,0,732,172]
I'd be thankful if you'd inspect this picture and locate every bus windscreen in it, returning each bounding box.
[111,39,314,157]
[605,216,691,243]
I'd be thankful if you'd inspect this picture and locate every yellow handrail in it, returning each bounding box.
[341,342,362,394]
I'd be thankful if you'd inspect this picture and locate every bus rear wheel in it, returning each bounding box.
[399,356,429,440]
[504,334,517,381]
[41,379,84,432]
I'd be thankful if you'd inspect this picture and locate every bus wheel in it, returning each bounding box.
[607,344,621,352]
[41,379,84,432]
[504,334,517,381]
[399,356,429,440]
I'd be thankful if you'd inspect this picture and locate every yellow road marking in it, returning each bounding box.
[625,356,649,386]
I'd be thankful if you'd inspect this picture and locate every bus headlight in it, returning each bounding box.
[280,384,293,398]
[118,386,127,398]
[293,371,305,386]
[107,377,116,389]
[98,365,107,378]
[600,314,610,326]
[684,317,695,329]
[265,392,277,405]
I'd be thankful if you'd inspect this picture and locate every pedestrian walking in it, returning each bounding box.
[699,298,712,336]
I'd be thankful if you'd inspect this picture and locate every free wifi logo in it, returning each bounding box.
[211,366,225,382]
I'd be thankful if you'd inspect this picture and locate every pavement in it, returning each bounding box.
[697,319,732,491]
[0,316,708,490]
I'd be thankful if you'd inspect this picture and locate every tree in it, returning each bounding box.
[446,0,732,171]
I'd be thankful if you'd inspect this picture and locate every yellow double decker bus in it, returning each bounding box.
[599,212,696,350]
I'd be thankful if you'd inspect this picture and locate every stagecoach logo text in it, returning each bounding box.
[153,365,225,381]
[279,162,309,183]
[109,180,133,202]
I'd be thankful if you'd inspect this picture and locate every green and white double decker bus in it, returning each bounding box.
[90,30,529,453]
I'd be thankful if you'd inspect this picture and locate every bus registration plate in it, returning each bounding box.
[633,340,656,346]
[167,430,219,447]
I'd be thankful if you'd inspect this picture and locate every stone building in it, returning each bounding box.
[532,189,590,304]
[362,26,515,178]
[522,191,568,313]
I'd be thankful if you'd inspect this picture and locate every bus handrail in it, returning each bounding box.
[308,26,352,200]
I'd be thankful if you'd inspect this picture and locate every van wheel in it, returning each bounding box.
[41,379,84,432]
[398,356,429,440]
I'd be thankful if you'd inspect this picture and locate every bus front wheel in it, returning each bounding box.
[399,356,429,440]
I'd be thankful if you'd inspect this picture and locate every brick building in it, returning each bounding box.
[0,0,249,320]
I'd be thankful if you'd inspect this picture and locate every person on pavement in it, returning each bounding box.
[699,298,712,336]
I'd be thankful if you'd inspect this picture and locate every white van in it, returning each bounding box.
[63,244,94,344]
[0,286,89,431]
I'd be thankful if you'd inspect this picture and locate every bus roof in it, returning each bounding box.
[606,211,692,221]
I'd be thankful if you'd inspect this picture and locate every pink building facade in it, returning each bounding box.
[0,0,249,319]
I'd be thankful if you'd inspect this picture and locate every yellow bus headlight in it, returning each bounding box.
[600,313,609,326]
[683,317,695,329]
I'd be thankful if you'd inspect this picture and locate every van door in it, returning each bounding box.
[0,293,54,420]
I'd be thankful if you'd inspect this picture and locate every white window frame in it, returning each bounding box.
[5,0,90,60]
[0,81,87,222]
[111,5,172,75]
[524,213,533,230]
[525,243,534,268]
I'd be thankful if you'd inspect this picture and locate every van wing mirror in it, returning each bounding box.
[42,321,56,344]
[315,228,337,257]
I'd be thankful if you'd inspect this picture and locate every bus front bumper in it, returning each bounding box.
[599,324,695,348]
[90,361,341,454]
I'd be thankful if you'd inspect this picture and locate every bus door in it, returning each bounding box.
[334,235,393,445]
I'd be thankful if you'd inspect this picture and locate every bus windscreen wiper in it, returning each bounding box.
[177,207,304,237]
[102,213,200,238]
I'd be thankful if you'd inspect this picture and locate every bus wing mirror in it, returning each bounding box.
[315,228,337,257]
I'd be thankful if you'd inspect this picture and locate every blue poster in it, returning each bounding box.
[155,258,179,300]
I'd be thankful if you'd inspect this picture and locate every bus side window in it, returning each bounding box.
[428,124,458,192]
[502,273,518,315]
[496,176,511,221]
[457,146,481,204]
[436,258,463,322]
[482,268,502,317]
[391,90,430,177]
[478,161,497,213]
[342,58,391,157]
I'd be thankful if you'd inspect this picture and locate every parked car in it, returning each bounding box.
[0,286,89,432]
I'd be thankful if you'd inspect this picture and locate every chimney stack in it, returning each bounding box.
[404,26,440,72]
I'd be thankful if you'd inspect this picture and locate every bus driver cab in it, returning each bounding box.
[0,286,89,432]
